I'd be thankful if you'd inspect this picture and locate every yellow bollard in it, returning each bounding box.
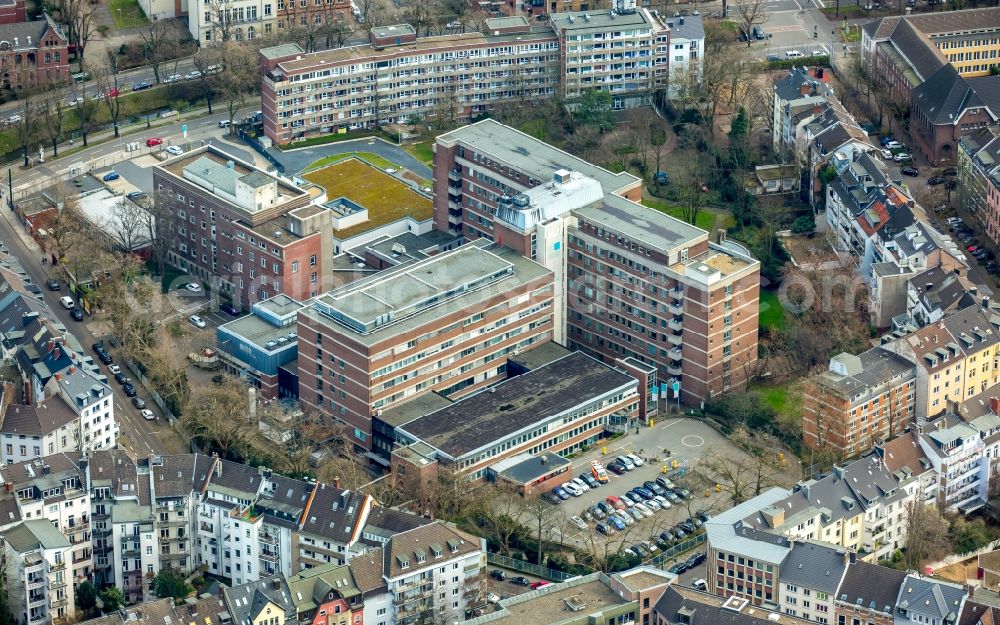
[715,484,722,493]
[649,418,655,427]
[602,446,607,456]
[704,489,709,497]
[661,465,667,474]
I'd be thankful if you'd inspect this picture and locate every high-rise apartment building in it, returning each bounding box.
[259,10,701,145]
[296,239,555,450]
[433,119,760,405]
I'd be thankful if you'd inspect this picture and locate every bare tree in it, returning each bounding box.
[39,90,68,159]
[105,198,152,253]
[138,21,175,84]
[56,0,97,68]
[357,0,385,33]
[46,193,87,266]
[217,42,260,131]
[70,80,101,146]
[12,86,38,168]
[94,50,124,138]
[479,484,525,558]
[694,427,789,505]
[733,0,768,46]
[902,501,950,569]
[203,0,239,43]
[184,379,257,458]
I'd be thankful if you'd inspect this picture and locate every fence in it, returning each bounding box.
[237,128,285,174]
[649,533,706,568]
[124,358,177,422]
[486,553,573,582]
[9,144,162,201]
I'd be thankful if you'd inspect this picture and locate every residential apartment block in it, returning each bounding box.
[433,119,760,406]
[958,126,1000,247]
[802,348,916,459]
[153,146,325,310]
[1,520,74,625]
[295,239,555,451]
[259,10,704,145]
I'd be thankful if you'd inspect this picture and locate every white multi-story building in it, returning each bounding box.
[0,455,92,586]
[49,368,117,453]
[381,523,485,625]
[1,519,75,625]
[918,414,991,513]
[0,398,81,465]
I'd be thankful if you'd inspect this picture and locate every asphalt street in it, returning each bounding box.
[269,137,434,178]
[0,203,170,456]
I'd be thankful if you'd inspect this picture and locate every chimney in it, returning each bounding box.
[717,230,727,245]
[4,482,11,493]
[333,477,341,489]
[679,16,684,24]
[272,578,281,591]
[214,459,222,477]
[41,465,49,475]
[800,81,811,96]
[991,397,1000,416]
[540,455,547,464]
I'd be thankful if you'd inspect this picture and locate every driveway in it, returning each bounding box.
[268,137,432,178]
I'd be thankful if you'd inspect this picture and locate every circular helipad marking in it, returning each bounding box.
[681,435,705,448]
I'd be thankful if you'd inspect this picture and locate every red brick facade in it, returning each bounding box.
[0,17,69,89]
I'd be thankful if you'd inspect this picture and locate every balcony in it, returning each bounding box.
[51,597,68,609]
[66,521,89,533]
[668,302,683,315]
[27,595,46,609]
[27,577,44,589]
[668,318,683,332]
[259,533,278,546]
[667,333,683,346]
[668,347,683,360]
[448,169,462,183]
[668,363,682,376]
[259,550,278,563]
[48,561,65,572]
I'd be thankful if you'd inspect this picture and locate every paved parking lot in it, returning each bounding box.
[544,418,752,559]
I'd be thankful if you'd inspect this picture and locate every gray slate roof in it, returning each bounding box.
[778,541,849,594]
[838,560,906,615]
[896,575,967,620]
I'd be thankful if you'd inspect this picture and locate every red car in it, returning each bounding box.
[968,245,979,252]
[146,137,163,147]
[606,495,626,511]
[106,88,119,98]
[530,581,550,589]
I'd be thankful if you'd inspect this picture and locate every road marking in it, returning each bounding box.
[681,435,705,448]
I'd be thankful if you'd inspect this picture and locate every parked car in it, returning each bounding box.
[188,315,207,329]
[685,552,707,568]
[127,191,148,202]
[644,480,666,496]
[184,282,203,293]
[569,516,588,530]
[146,137,163,146]
[596,522,613,536]
[530,581,550,590]
[634,503,653,517]
[664,490,682,504]
[928,176,944,186]
[510,576,530,587]
[553,486,570,500]
[884,139,903,149]
[893,152,913,162]
[46,279,60,291]
[220,302,241,316]
[941,167,958,177]
[486,592,500,604]
[562,481,582,497]
[607,516,626,531]
[219,119,231,128]
[695,510,712,522]
[785,50,804,58]
[165,145,184,156]
[631,543,648,558]
[615,455,635,471]
[626,453,644,467]
[653,171,670,185]
[59,296,75,309]
[645,498,661,511]
[186,70,203,80]
[588,505,606,520]
[654,495,672,509]
[656,477,674,490]
[490,569,506,581]
[543,492,561,505]
[678,520,696,533]
[692,579,708,591]
[675,486,692,499]
[879,148,893,159]
[620,493,639,507]
[632,486,655,500]
[24,284,41,295]
[666,562,688,575]
[901,166,919,177]
[642,540,659,554]
[620,510,637,525]
[108,363,120,374]
[122,383,136,397]
[140,409,155,420]
[659,531,675,543]
[570,477,590,493]
[132,81,152,91]
[114,372,129,385]
[596,501,615,516]
[102,171,120,182]
[70,308,84,321]
[163,73,182,83]
[607,461,627,475]
[581,473,599,488]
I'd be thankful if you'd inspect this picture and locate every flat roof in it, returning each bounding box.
[507,342,573,371]
[437,119,640,195]
[574,194,706,254]
[261,43,304,60]
[485,578,629,625]
[304,242,551,345]
[549,9,652,33]
[218,315,297,352]
[397,352,635,459]
[371,23,416,38]
[377,392,453,428]
[302,158,433,240]
[496,454,572,484]
[485,16,530,29]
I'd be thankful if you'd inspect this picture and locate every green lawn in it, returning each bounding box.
[755,384,789,416]
[405,140,434,164]
[640,198,715,231]
[759,290,786,330]
[278,129,378,150]
[109,0,150,28]
[304,152,398,172]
